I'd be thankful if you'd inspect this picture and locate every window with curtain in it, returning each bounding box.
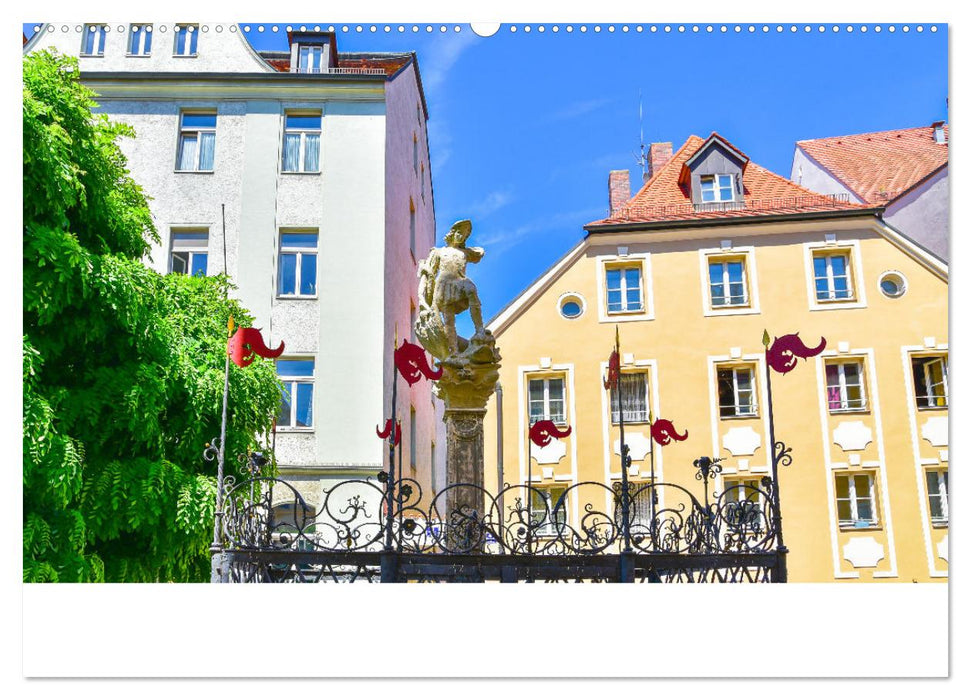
[610,372,649,423]
[282,114,321,173]
[128,24,153,55]
[82,25,107,56]
[177,112,216,172]
[825,360,867,412]
[169,230,209,276]
[174,24,199,56]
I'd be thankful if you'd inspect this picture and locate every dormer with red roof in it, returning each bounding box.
[678,133,748,209]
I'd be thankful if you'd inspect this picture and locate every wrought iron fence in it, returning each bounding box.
[211,453,788,583]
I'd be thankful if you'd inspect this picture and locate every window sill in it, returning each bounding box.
[610,419,650,426]
[277,295,319,301]
[172,54,199,58]
[916,405,949,412]
[828,408,870,415]
[80,54,105,58]
[174,169,214,174]
[280,170,322,176]
[125,53,152,58]
[838,523,881,531]
[606,308,646,316]
[276,427,315,434]
[931,521,949,529]
[719,413,760,421]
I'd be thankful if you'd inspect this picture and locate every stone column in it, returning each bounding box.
[435,334,500,551]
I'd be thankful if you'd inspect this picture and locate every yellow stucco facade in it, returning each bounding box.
[483,215,948,582]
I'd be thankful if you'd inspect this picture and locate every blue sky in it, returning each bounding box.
[24,22,948,336]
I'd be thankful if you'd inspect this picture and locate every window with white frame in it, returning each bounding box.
[717,366,757,418]
[176,112,216,172]
[281,113,321,172]
[173,24,199,57]
[825,360,867,412]
[530,487,568,536]
[528,376,566,424]
[835,473,878,528]
[169,230,209,276]
[605,264,644,314]
[812,251,855,301]
[128,24,152,55]
[277,231,318,297]
[912,355,948,409]
[723,478,764,529]
[925,469,948,526]
[82,24,107,56]
[700,174,735,203]
[708,257,748,307]
[297,45,323,73]
[610,372,649,423]
[276,358,315,428]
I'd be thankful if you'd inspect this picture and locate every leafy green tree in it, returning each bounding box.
[23,50,281,582]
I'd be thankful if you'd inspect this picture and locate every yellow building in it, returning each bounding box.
[483,133,948,582]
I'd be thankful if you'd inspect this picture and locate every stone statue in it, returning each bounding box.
[415,220,501,533]
[416,220,501,378]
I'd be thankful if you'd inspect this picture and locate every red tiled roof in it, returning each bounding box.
[797,125,948,205]
[588,133,867,227]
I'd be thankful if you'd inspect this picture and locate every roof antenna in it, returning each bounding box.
[633,89,649,183]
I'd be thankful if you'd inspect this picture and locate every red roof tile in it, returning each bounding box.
[797,125,948,205]
[589,133,866,227]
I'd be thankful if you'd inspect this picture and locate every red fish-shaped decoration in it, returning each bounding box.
[228,327,285,368]
[376,418,401,446]
[603,350,621,390]
[766,332,827,374]
[651,418,688,446]
[394,339,443,386]
[529,420,572,448]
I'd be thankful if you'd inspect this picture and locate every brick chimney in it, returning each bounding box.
[647,142,673,181]
[608,170,630,216]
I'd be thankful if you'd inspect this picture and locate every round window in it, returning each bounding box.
[559,294,585,319]
[878,271,907,298]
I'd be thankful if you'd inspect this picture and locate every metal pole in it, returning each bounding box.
[616,328,632,554]
[763,342,785,551]
[527,421,533,554]
[384,328,399,554]
[210,204,231,563]
[496,381,504,544]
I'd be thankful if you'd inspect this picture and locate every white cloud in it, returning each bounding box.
[466,189,514,220]
[545,97,614,123]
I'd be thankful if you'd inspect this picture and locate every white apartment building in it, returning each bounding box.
[25,23,446,519]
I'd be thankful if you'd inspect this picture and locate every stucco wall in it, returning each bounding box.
[791,147,865,203]
[384,61,446,503]
[25,22,270,73]
[884,167,949,262]
[484,217,948,582]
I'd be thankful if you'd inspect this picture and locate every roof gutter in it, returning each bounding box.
[79,71,387,83]
[583,207,884,235]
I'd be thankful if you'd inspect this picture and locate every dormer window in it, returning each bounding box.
[700,174,735,203]
[297,45,323,73]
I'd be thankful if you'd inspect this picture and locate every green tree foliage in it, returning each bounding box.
[23,50,282,582]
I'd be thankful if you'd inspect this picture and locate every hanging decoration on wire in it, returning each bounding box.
[529,420,572,448]
[603,349,621,390]
[228,326,285,368]
[394,339,443,385]
[765,331,826,374]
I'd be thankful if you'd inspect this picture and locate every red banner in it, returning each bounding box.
[376,418,402,446]
[603,350,620,390]
[394,339,442,386]
[651,418,688,445]
[766,332,826,374]
[529,420,572,447]
[228,327,285,368]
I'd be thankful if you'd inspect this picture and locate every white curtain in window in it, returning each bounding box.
[283,134,301,171]
[303,133,320,171]
[198,132,215,170]
[178,135,198,171]
[611,374,647,421]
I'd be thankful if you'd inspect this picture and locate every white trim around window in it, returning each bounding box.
[803,238,867,311]
[824,359,868,413]
[595,252,655,323]
[276,357,315,430]
[697,245,761,317]
[835,472,880,528]
[81,24,107,56]
[127,24,153,56]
